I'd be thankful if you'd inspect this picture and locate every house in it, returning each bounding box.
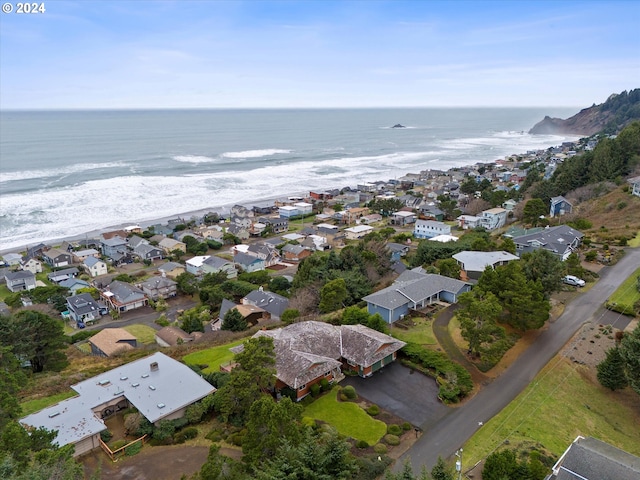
[511,225,584,260]
[20,256,43,274]
[42,248,73,268]
[155,326,193,347]
[344,225,374,240]
[101,281,148,312]
[547,436,640,480]
[158,237,186,254]
[132,244,164,262]
[502,199,517,212]
[627,175,640,197]
[20,352,215,457]
[452,250,520,280]
[234,252,266,273]
[245,243,280,267]
[279,205,300,218]
[186,255,210,275]
[197,225,224,242]
[4,271,37,292]
[218,299,270,327]
[457,214,482,230]
[235,321,405,400]
[100,237,128,259]
[72,249,101,263]
[363,268,471,323]
[156,261,185,278]
[48,267,80,283]
[58,278,91,295]
[88,328,137,357]
[127,235,149,250]
[226,223,250,241]
[139,277,177,300]
[390,211,417,226]
[83,257,108,277]
[281,244,311,262]
[3,252,24,266]
[386,243,410,262]
[479,207,508,230]
[242,288,289,319]
[66,293,102,324]
[414,220,451,239]
[360,213,383,225]
[259,217,289,234]
[550,196,573,217]
[202,255,237,278]
[419,205,445,221]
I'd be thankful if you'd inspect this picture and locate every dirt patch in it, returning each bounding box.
[81,444,210,480]
[562,322,621,368]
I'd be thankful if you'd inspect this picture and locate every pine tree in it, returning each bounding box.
[597,347,629,391]
[619,324,640,395]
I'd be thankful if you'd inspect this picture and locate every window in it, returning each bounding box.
[298,384,306,391]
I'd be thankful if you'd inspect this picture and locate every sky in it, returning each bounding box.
[0,0,638,109]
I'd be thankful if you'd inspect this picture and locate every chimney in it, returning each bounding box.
[150,361,159,371]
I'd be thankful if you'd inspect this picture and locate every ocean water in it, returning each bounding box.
[0,108,578,251]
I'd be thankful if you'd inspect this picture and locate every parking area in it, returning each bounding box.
[342,362,449,428]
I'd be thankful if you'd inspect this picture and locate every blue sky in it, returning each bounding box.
[1,0,638,109]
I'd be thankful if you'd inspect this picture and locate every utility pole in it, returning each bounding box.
[455,448,463,480]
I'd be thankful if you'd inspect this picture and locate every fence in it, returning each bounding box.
[99,434,147,462]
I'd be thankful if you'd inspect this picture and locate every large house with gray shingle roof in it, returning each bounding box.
[101,280,148,312]
[363,268,471,323]
[511,224,584,261]
[235,321,405,400]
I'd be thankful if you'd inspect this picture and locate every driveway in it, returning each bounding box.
[342,362,449,427]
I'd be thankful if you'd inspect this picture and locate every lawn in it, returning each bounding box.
[304,388,387,445]
[606,266,640,315]
[20,390,77,416]
[628,231,640,248]
[462,356,640,465]
[182,339,246,373]
[391,317,437,345]
[123,324,157,344]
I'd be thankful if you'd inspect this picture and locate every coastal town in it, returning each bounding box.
[2,126,640,480]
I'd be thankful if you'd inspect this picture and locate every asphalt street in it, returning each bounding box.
[398,247,640,474]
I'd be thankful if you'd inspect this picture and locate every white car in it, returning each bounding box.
[563,275,586,287]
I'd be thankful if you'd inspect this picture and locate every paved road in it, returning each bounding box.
[399,247,640,474]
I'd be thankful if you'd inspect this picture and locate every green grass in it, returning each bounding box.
[391,317,437,345]
[182,339,246,373]
[606,266,640,314]
[462,357,640,465]
[628,231,640,248]
[304,388,387,445]
[20,391,77,416]
[122,324,157,344]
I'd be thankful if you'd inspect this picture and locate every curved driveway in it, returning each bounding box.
[399,247,640,474]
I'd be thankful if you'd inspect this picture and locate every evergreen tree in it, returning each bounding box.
[319,278,348,313]
[458,289,503,357]
[619,324,640,395]
[431,456,455,480]
[221,308,247,332]
[597,347,629,391]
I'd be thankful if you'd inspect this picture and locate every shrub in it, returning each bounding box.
[185,402,206,424]
[100,430,113,442]
[301,417,317,428]
[366,405,380,416]
[155,317,170,327]
[124,412,144,436]
[401,422,412,431]
[69,330,98,343]
[230,432,244,446]
[342,385,357,400]
[205,430,223,442]
[387,424,402,436]
[310,383,321,397]
[319,378,330,392]
[110,439,127,451]
[181,427,198,440]
[356,440,369,449]
[124,441,142,456]
[339,393,348,402]
[383,434,400,446]
[585,250,598,262]
[374,443,388,454]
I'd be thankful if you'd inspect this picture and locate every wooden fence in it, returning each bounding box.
[99,434,147,462]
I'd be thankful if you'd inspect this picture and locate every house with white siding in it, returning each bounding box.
[414,219,451,239]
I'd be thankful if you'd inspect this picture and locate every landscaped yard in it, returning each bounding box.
[606,266,640,314]
[20,390,77,416]
[462,356,640,465]
[182,339,246,373]
[123,324,158,344]
[303,388,387,445]
[391,317,437,345]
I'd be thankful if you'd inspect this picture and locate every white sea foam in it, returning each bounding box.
[172,155,218,164]
[0,161,128,183]
[221,149,291,158]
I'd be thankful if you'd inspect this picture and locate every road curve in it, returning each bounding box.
[399,247,640,474]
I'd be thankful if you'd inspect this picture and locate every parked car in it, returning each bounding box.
[76,321,86,329]
[563,275,585,287]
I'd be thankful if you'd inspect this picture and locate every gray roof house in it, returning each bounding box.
[139,276,177,300]
[452,250,520,280]
[42,248,73,268]
[101,280,148,312]
[48,267,80,283]
[511,225,584,261]
[5,270,37,292]
[550,196,573,217]
[547,436,640,480]
[59,277,91,295]
[242,288,289,319]
[627,175,640,197]
[234,252,266,273]
[132,243,164,262]
[83,256,108,277]
[100,236,128,259]
[66,293,102,324]
[236,321,405,400]
[20,352,215,457]
[363,268,471,323]
[202,255,237,278]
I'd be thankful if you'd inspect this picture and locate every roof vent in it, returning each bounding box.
[141,373,149,378]
[131,382,140,388]
[150,361,159,371]
[98,379,110,386]
[120,376,128,381]
[114,389,124,396]
[157,403,165,409]
[149,385,156,391]
[48,411,60,418]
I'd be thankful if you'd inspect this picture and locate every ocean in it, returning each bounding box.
[0,108,579,252]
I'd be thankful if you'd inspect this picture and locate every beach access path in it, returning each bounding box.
[397,246,640,475]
